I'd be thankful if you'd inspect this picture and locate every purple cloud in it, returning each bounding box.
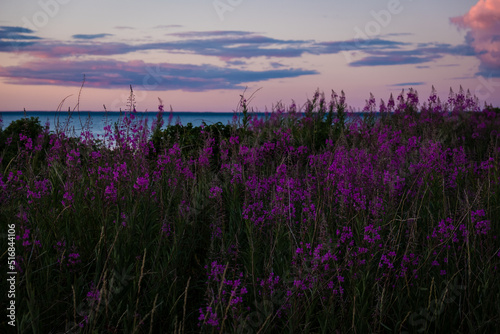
[0,26,42,52]
[4,31,310,60]
[316,38,407,54]
[270,62,285,68]
[0,26,41,40]
[0,59,318,91]
[0,25,477,66]
[169,30,253,38]
[389,82,426,87]
[0,24,485,85]
[350,55,441,67]
[226,60,246,66]
[72,33,113,40]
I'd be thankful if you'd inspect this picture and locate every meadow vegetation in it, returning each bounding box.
[1,87,499,333]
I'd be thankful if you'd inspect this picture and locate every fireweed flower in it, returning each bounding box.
[363,93,376,112]
[90,151,101,161]
[229,136,239,145]
[336,226,353,244]
[16,210,29,223]
[221,163,243,184]
[20,228,31,247]
[209,186,222,199]
[19,133,33,150]
[113,162,129,182]
[104,182,117,202]
[119,212,128,227]
[379,99,387,113]
[161,222,172,238]
[198,140,214,167]
[471,209,491,235]
[66,149,81,165]
[223,277,248,307]
[205,261,227,282]
[259,272,281,296]
[198,306,219,327]
[199,263,247,329]
[379,254,394,269]
[134,174,149,192]
[26,179,52,204]
[67,253,81,267]
[53,240,67,264]
[86,281,101,305]
[62,191,74,207]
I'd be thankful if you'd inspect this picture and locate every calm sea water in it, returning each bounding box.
[0,111,375,137]
[0,111,247,137]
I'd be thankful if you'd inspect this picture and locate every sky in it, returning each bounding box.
[0,0,499,112]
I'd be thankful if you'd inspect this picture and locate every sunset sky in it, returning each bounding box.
[0,0,499,112]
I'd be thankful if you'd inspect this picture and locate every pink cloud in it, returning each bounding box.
[451,0,500,71]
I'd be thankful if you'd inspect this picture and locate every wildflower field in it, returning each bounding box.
[1,87,500,333]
